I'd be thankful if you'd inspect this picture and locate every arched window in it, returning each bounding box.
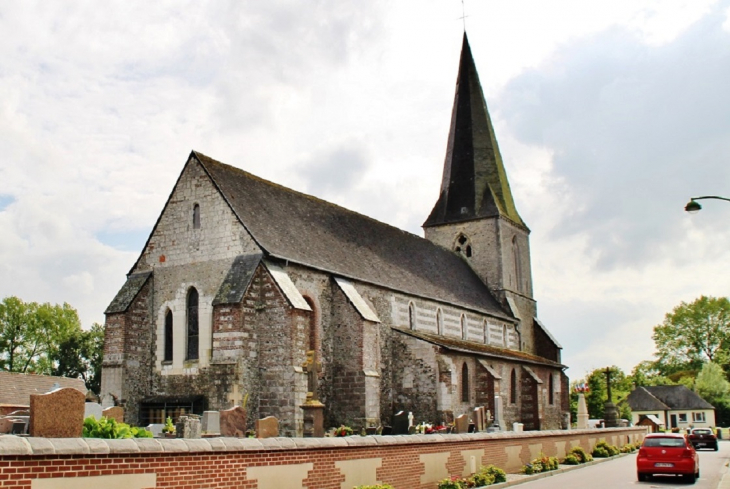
[512,236,522,292]
[510,369,517,404]
[164,309,173,362]
[460,314,467,340]
[193,203,201,229]
[461,363,470,402]
[408,302,416,330]
[454,234,472,258]
[304,297,317,352]
[186,288,199,360]
[436,308,444,335]
[549,373,555,405]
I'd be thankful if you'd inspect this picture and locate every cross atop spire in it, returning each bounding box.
[424,33,526,229]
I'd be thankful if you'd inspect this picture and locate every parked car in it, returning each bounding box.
[687,428,718,450]
[636,433,699,483]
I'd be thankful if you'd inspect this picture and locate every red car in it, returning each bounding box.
[636,433,699,483]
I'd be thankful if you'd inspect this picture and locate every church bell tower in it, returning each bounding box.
[423,34,537,352]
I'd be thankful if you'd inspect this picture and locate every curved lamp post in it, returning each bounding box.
[685,196,730,214]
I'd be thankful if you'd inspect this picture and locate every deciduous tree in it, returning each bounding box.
[0,296,103,393]
[653,296,730,373]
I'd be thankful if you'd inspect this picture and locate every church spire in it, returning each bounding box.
[424,33,525,229]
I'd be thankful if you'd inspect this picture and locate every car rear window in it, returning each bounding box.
[643,437,686,447]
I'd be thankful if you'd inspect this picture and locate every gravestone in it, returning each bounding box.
[381,425,392,435]
[100,393,115,409]
[454,414,469,434]
[202,411,221,434]
[493,395,505,430]
[176,415,201,439]
[473,407,484,432]
[220,406,247,437]
[256,416,279,438]
[147,423,165,437]
[392,411,409,435]
[408,412,414,427]
[84,402,103,420]
[102,406,124,423]
[0,418,14,434]
[29,387,85,437]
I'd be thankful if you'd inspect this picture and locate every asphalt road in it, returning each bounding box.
[512,442,730,489]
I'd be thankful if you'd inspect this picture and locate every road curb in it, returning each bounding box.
[484,453,632,489]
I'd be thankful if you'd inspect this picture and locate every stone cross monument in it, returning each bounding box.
[300,350,325,437]
[603,367,619,428]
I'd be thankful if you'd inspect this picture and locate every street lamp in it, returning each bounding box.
[684,196,730,214]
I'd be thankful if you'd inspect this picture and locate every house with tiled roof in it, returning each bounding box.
[101,34,567,435]
[626,385,716,429]
[0,372,86,416]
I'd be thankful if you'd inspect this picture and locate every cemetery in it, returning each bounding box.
[0,386,645,489]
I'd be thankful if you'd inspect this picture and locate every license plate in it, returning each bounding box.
[697,442,706,446]
[655,463,674,467]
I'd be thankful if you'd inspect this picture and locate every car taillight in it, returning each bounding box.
[682,449,694,458]
[638,448,646,457]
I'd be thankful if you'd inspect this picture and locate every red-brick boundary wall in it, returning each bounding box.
[0,428,646,489]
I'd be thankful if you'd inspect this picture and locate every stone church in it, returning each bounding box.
[101,34,569,436]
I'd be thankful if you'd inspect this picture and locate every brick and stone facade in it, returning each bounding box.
[0,428,646,489]
[101,33,567,436]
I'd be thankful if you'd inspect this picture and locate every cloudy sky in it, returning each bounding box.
[2,1,730,380]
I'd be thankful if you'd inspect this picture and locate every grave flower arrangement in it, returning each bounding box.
[415,422,447,434]
[333,425,353,437]
[162,416,176,435]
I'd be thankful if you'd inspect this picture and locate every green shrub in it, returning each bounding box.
[592,446,609,458]
[479,465,506,483]
[562,454,580,465]
[437,476,467,489]
[620,442,638,453]
[83,416,152,439]
[469,471,495,486]
[593,441,619,458]
[568,446,592,463]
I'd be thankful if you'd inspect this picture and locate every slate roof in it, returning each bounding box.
[105,271,152,314]
[195,152,513,321]
[424,33,526,230]
[0,372,87,407]
[627,385,715,411]
[393,327,564,368]
[213,253,263,306]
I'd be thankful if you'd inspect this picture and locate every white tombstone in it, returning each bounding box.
[408,412,414,427]
[202,411,220,434]
[84,402,103,420]
[100,394,115,409]
[577,393,589,429]
[513,422,524,432]
[147,423,165,437]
